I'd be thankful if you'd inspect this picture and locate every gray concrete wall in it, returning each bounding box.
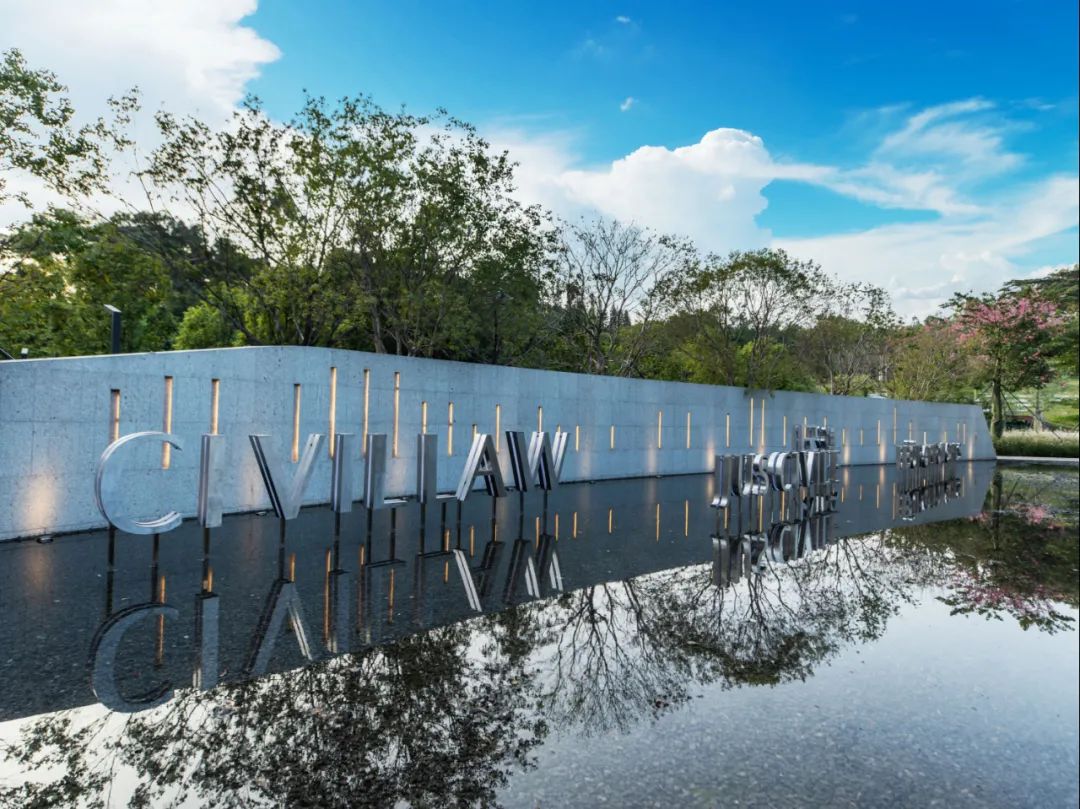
[0,346,994,540]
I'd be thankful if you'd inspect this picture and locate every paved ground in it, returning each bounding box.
[997,456,1079,466]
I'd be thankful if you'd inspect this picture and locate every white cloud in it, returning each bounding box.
[0,0,279,224]
[0,0,279,122]
[615,15,632,24]
[490,101,1078,317]
[619,96,636,112]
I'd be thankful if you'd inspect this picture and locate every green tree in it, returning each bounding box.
[885,316,978,403]
[552,218,693,377]
[948,289,1066,438]
[0,209,182,356]
[674,248,837,390]
[0,47,132,207]
[144,94,552,356]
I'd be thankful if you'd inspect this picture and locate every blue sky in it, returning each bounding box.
[2,0,1077,315]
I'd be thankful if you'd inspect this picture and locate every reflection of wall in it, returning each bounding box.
[0,346,995,539]
[0,463,994,721]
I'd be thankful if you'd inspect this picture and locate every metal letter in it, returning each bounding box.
[362,433,405,510]
[529,431,567,491]
[95,431,185,535]
[416,433,439,503]
[197,433,225,528]
[455,433,507,501]
[249,433,324,520]
[331,433,356,513]
[505,431,530,491]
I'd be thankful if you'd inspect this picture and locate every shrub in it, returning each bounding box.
[994,430,1080,458]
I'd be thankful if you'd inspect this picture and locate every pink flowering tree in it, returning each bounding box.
[948,290,1065,438]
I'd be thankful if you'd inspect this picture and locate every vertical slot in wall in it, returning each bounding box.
[162,376,174,469]
[291,384,302,462]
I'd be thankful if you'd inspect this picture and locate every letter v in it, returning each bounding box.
[250,433,324,520]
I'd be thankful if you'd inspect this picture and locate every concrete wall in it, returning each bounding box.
[0,346,994,540]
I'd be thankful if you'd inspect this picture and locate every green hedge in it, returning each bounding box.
[994,430,1080,458]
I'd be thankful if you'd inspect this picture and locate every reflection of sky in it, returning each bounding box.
[502,594,1080,808]
[0,465,1075,806]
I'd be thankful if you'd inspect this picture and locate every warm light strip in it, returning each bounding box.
[575,425,580,451]
[328,367,337,457]
[876,419,881,445]
[782,415,788,446]
[608,508,613,534]
[748,397,754,446]
[495,404,501,450]
[447,402,455,455]
[686,411,691,449]
[392,372,400,457]
[572,512,578,538]
[362,369,370,452]
[537,405,543,433]
[554,513,559,540]
[421,401,428,435]
[655,503,660,541]
[162,376,174,469]
[683,500,689,537]
[110,389,121,443]
[725,413,730,447]
[210,379,220,435]
[291,384,302,462]
[657,410,663,449]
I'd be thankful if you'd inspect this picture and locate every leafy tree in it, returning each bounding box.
[144,94,552,356]
[552,218,693,376]
[0,209,182,356]
[885,317,978,403]
[1005,264,1080,377]
[801,285,897,396]
[675,248,837,390]
[0,48,131,207]
[948,289,1066,437]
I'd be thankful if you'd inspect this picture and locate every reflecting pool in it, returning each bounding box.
[0,462,1076,808]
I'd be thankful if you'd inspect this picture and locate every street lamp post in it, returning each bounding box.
[104,305,122,354]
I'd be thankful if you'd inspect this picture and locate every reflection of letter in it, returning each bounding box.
[89,603,179,712]
[455,433,506,501]
[193,593,219,690]
[245,579,318,676]
[95,432,184,534]
[249,433,323,520]
[328,570,352,652]
[331,433,356,513]
[198,434,225,528]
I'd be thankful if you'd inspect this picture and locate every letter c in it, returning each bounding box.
[95,431,184,534]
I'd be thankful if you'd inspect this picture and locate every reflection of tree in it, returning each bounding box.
[5,468,1075,803]
[525,533,946,736]
[1,624,547,808]
[890,467,1079,633]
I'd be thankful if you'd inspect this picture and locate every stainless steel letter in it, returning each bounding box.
[95,431,185,535]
